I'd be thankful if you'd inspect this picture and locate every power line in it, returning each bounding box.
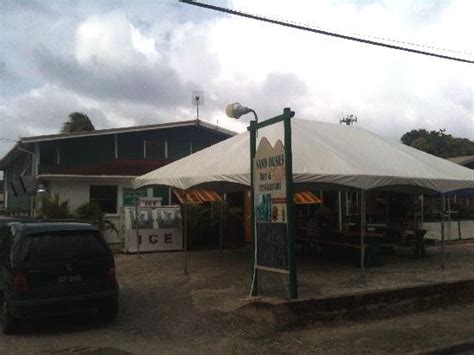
[179,0,473,64]
[0,137,17,143]
[281,15,472,56]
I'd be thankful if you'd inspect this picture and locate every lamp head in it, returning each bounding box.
[225,102,252,119]
[37,183,47,193]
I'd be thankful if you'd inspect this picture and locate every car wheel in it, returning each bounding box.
[1,300,17,335]
[98,301,118,322]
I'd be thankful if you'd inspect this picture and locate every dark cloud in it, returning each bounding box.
[0,85,109,137]
[34,48,195,108]
[0,0,51,14]
[0,0,472,160]
[202,71,309,122]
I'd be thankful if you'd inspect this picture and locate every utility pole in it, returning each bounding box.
[340,114,358,125]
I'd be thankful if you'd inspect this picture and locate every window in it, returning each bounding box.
[19,231,109,263]
[345,191,360,216]
[90,185,118,214]
[145,141,166,159]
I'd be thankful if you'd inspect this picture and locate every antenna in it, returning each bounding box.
[340,114,358,125]
[192,90,204,119]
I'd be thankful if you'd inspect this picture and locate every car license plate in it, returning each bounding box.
[57,274,82,283]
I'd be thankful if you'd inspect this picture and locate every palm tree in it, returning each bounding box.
[61,112,95,133]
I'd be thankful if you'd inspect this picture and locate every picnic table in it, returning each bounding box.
[296,220,384,267]
[296,219,434,267]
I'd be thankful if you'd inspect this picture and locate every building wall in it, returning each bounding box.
[2,123,232,219]
[48,178,136,245]
[49,180,96,211]
[39,125,228,172]
[47,179,172,246]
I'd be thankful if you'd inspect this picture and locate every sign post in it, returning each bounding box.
[249,108,297,299]
[284,113,297,299]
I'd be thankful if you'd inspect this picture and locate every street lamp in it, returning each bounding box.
[37,183,47,194]
[225,102,258,122]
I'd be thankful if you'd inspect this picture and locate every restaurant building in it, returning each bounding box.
[0,120,235,243]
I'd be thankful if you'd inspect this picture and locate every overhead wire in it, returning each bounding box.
[0,137,17,143]
[179,0,473,64]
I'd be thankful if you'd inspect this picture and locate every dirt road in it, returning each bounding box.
[1,249,473,354]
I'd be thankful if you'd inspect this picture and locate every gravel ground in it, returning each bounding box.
[1,242,474,354]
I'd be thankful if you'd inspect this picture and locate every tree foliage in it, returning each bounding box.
[38,194,117,235]
[61,112,95,133]
[76,200,118,235]
[401,129,474,158]
[39,194,74,219]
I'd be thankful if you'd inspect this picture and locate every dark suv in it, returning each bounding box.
[0,221,119,334]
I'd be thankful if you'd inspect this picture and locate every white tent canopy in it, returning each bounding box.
[133,119,474,194]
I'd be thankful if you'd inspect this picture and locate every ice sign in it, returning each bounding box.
[139,197,162,208]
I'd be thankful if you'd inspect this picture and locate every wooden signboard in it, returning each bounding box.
[254,137,289,273]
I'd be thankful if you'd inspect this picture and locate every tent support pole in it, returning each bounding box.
[135,197,141,258]
[441,195,446,270]
[447,197,451,240]
[420,195,424,227]
[184,202,188,274]
[338,191,343,231]
[360,190,366,271]
[219,193,224,253]
[458,219,462,240]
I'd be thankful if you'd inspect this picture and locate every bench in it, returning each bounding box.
[297,219,382,267]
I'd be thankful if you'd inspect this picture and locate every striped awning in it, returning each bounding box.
[173,189,222,204]
[294,191,322,205]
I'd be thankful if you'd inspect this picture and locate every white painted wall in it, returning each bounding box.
[47,178,134,246]
[49,180,90,211]
[423,220,474,240]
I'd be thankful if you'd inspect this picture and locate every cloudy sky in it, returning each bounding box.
[1,0,472,157]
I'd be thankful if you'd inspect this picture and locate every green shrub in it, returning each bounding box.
[39,194,74,219]
[76,200,118,235]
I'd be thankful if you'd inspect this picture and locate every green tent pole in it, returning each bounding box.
[135,196,141,258]
[249,120,259,296]
[284,108,298,300]
[219,193,224,253]
[441,195,446,270]
[360,190,366,271]
[184,202,188,274]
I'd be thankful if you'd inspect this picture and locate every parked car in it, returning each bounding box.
[0,216,35,227]
[0,221,119,334]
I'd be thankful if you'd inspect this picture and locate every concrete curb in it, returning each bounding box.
[420,340,474,355]
[238,278,474,326]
